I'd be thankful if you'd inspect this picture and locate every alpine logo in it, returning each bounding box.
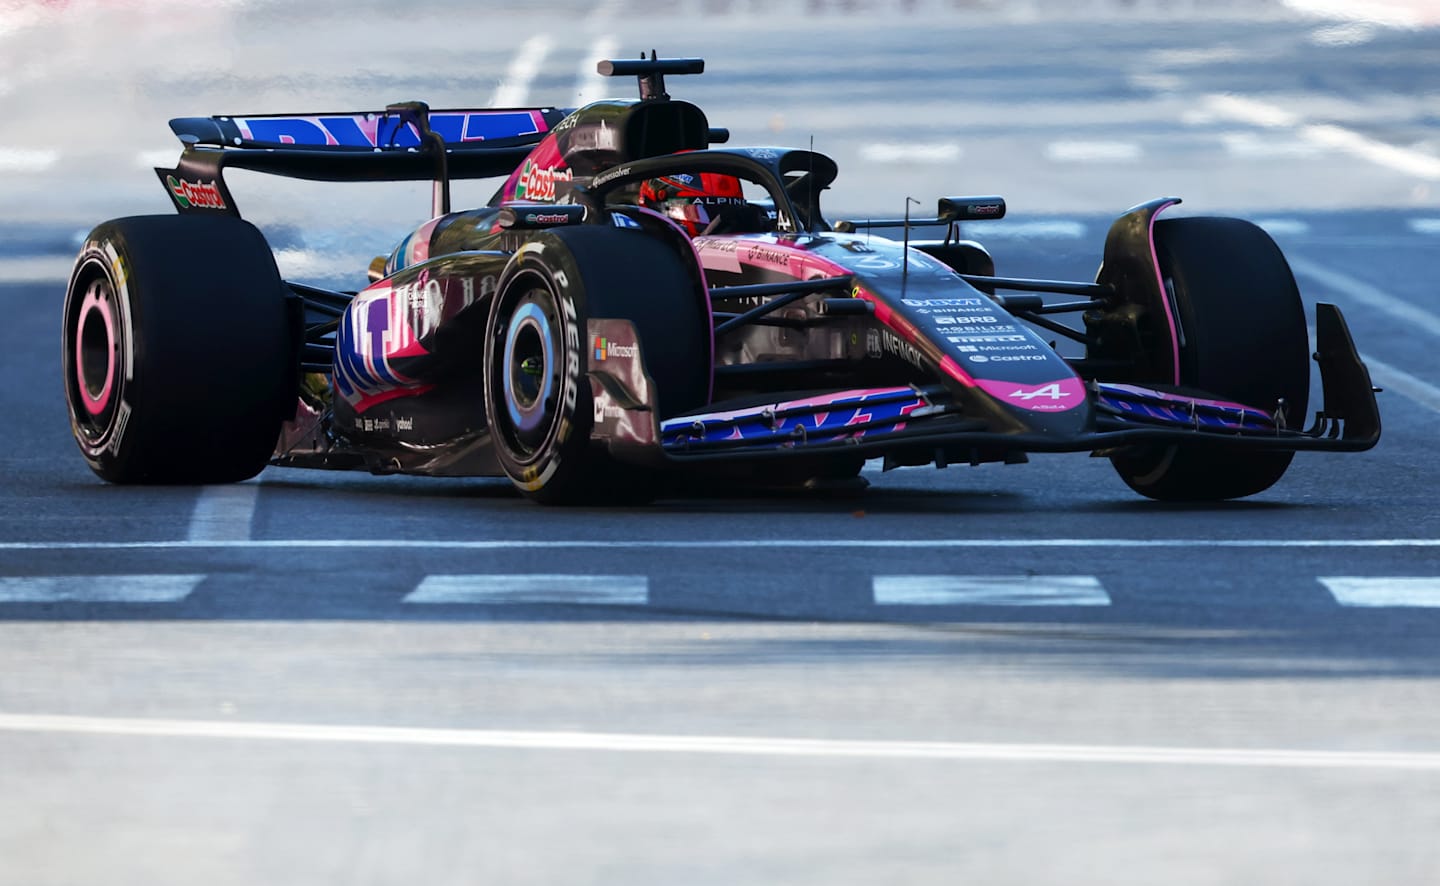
[166,176,226,210]
[1009,383,1072,401]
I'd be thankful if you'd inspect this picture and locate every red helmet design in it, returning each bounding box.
[639,172,754,236]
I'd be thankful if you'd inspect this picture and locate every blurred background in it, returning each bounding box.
[3,0,1437,285]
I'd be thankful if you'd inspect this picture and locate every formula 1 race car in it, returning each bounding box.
[62,55,1381,504]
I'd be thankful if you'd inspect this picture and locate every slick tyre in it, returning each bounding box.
[485,226,708,504]
[62,215,295,484]
[1109,217,1310,501]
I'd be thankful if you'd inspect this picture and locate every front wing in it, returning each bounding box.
[591,303,1381,465]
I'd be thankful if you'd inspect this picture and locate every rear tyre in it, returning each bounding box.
[1108,217,1309,501]
[62,215,294,484]
[485,226,708,504]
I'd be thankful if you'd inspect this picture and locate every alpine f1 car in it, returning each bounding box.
[62,55,1381,504]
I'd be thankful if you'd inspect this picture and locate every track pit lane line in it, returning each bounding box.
[1202,94,1440,180]
[0,575,201,603]
[2,712,1440,771]
[405,574,648,605]
[487,34,553,108]
[1044,141,1142,163]
[4,539,1440,552]
[1321,577,1440,608]
[858,142,962,164]
[186,483,260,542]
[1348,350,1440,414]
[875,575,1110,606]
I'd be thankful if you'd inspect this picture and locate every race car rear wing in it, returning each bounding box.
[156,102,571,217]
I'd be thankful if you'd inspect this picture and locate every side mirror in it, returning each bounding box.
[937,196,1006,222]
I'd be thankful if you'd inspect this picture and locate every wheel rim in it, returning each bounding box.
[498,288,560,457]
[67,267,124,445]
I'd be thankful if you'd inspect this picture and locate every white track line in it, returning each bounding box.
[970,220,1087,239]
[1203,94,1440,180]
[186,484,260,542]
[0,256,74,283]
[488,35,554,108]
[1253,218,1311,236]
[1290,255,1440,339]
[405,574,647,605]
[1283,0,1436,28]
[874,575,1110,606]
[2,712,1439,770]
[1045,141,1141,163]
[859,143,962,164]
[1355,350,1440,414]
[0,575,202,603]
[574,36,618,105]
[2,539,1439,551]
[1321,577,1440,608]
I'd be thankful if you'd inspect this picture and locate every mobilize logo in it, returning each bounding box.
[593,336,638,361]
[166,176,226,210]
[1008,383,1072,401]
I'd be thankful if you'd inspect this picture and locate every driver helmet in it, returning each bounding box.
[638,171,767,236]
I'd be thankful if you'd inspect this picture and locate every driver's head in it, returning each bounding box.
[638,172,767,236]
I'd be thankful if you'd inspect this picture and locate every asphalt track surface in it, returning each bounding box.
[2,2,1440,884]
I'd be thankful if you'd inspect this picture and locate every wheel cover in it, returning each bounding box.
[67,268,125,444]
[499,291,560,457]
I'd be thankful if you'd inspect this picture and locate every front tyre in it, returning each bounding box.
[62,215,295,484]
[485,226,709,504]
[1109,217,1310,501]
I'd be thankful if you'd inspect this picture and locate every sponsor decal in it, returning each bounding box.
[940,315,1003,324]
[591,165,632,188]
[969,354,989,363]
[233,110,546,148]
[880,329,927,369]
[951,334,1028,343]
[955,342,1039,353]
[593,336,638,361]
[945,325,1016,336]
[166,175,226,210]
[1009,382,1073,401]
[592,390,625,422]
[525,212,571,225]
[986,354,1047,362]
[559,291,581,418]
[746,148,780,161]
[852,255,901,270]
[744,244,791,266]
[395,416,414,431]
[865,328,883,359]
[514,160,574,202]
[105,400,132,456]
[903,298,984,307]
[612,213,641,229]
